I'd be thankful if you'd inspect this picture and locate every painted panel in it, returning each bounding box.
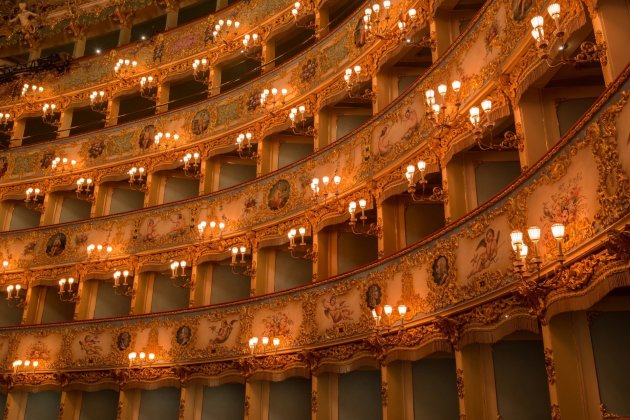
[269,377,311,420]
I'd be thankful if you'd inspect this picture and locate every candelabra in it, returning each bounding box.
[24,188,45,211]
[404,160,441,202]
[0,112,13,134]
[154,131,180,149]
[343,66,375,100]
[192,58,210,85]
[139,76,158,100]
[310,175,341,201]
[58,277,79,302]
[196,220,225,239]
[50,156,76,173]
[248,336,280,355]
[362,1,394,39]
[287,227,315,260]
[468,99,522,151]
[89,90,108,114]
[371,303,408,331]
[128,166,147,190]
[128,351,155,368]
[75,178,95,200]
[235,132,257,159]
[87,243,113,260]
[21,83,44,99]
[398,9,432,47]
[510,223,566,276]
[231,246,256,276]
[530,4,606,68]
[348,198,381,237]
[241,33,262,60]
[114,58,138,78]
[113,269,134,297]
[288,106,314,136]
[169,260,192,288]
[182,152,202,178]
[210,19,241,44]
[424,81,462,132]
[5,284,26,308]
[11,359,39,373]
[291,1,316,29]
[260,87,288,112]
[42,102,61,127]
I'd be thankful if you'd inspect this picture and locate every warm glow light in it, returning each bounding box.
[551,223,565,240]
[527,226,541,242]
[510,230,523,246]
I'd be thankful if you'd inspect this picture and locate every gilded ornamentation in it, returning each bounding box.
[543,348,556,385]
[381,381,388,407]
[456,368,464,399]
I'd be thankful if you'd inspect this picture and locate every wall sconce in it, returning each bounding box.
[510,223,566,276]
[50,156,77,173]
[362,1,393,39]
[288,106,314,136]
[169,260,192,288]
[75,178,95,201]
[21,83,44,99]
[113,269,133,296]
[424,81,462,131]
[348,198,381,237]
[231,246,255,277]
[182,152,202,178]
[399,9,433,47]
[89,90,108,114]
[260,87,288,112]
[11,359,39,373]
[530,4,606,67]
[287,227,315,260]
[211,19,240,44]
[291,2,316,29]
[235,132,258,159]
[139,76,158,100]
[42,102,61,127]
[5,284,26,308]
[0,112,13,134]
[468,100,523,151]
[241,33,262,60]
[196,220,225,239]
[310,175,341,201]
[128,166,147,190]
[248,336,280,355]
[114,58,138,78]
[371,303,408,330]
[343,66,375,100]
[24,188,45,212]
[192,58,210,84]
[128,351,155,368]
[58,277,79,302]
[87,243,113,259]
[154,131,180,149]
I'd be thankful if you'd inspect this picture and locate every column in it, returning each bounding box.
[156,82,170,114]
[118,389,140,420]
[316,6,330,38]
[72,37,86,58]
[57,108,74,138]
[262,40,275,72]
[130,271,148,315]
[209,64,221,96]
[373,72,395,114]
[188,258,199,307]
[246,381,269,420]
[589,0,630,85]
[513,90,553,169]
[546,312,600,419]
[314,373,338,420]
[198,160,210,193]
[59,391,81,420]
[314,110,330,150]
[443,160,466,222]
[216,0,228,10]
[250,246,266,296]
[382,362,413,420]
[429,15,451,61]
[378,198,405,258]
[106,97,120,127]
[3,391,27,420]
[9,118,25,148]
[28,48,41,61]
[460,344,499,419]
[118,25,132,46]
[144,173,159,206]
[165,8,179,30]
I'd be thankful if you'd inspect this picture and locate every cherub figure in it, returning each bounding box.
[322,295,353,324]
[9,3,38,37]
[209,320,237,344]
